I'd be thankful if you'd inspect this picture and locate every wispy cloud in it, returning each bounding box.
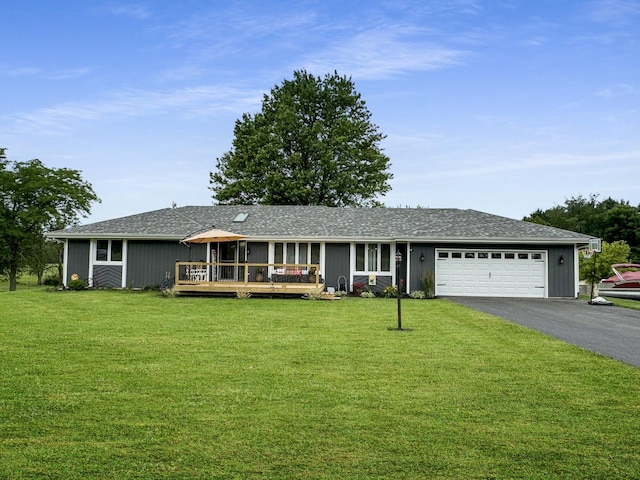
[412,150,640,181]
[300,27,469,80]
[595,83,639,98]
[8,85,263,135]
[4,66,41,77]
[587,0,640,24]
[2,65,92,80]
[103,4,151,20]
[45,67,94,80]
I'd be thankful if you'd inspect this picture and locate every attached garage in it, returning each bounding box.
[435,249,547,298]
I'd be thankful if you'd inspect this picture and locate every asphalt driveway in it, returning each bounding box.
[448,297,640,367]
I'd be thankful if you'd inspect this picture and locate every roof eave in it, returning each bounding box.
[46,232,185,241]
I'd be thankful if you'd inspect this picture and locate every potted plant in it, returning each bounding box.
[255,267,264,282]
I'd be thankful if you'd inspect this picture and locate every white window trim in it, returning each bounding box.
[89,239,127,288]
[353,242,392,274]
[268,242,325,277]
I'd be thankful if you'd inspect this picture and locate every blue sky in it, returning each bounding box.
[3,0,639,224]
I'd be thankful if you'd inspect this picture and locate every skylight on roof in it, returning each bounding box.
[233,213,249,222]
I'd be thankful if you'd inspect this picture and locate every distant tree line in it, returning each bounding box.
[523,194,640,263]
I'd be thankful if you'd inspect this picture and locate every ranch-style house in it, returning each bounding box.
[47,205,593,298]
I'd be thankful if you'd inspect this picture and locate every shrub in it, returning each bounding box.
[360,291,376,298]
[409,290,426,299]
[161,287,178,298]
[381,285,398,298]
[421,270,435,298]
[43,276,60,287]
[67,279,87,291]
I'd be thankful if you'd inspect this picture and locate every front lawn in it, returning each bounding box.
[1,290,638,479]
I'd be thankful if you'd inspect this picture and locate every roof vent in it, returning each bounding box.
[233,213,249,223]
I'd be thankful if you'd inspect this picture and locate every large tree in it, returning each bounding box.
[524,194,640,262]
[0,148,100,291]
[210,70,392,207]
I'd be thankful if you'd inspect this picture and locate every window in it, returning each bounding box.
[95,240,123,263]
[505,253,515,259]
[491,253,502,259]
[439,252,449,258]
[452,252,462,259]
[355,243,391,272]
[465,252,475,259]
[286,243,296,264]
[367,244,377,271]
[96,240,108,261]
[478,252,488,259]
[518,253,529,260]
[532,253,542,260]
[274,243,284,264]
[380,244,390,271]
[274,242,321,265]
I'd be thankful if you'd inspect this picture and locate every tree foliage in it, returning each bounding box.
[524,194,640,262]
[210,70,392,207]
[578,240,630,284]
[0,148,100,291]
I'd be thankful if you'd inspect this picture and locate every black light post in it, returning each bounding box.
[396,250,402,330]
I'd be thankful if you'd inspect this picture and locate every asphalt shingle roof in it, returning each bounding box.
[48,205,592,244]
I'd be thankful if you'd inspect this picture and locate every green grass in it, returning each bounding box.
[1,290,638,479]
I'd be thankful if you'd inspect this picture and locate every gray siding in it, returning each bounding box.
[547,245,576,297]
[93,265,122,288]
[324,243,350,291]
[409,244,436,294]
[66,240,90,284]
[127,241,205,288]
[353,274,392,293]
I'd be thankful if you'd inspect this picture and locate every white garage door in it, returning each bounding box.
[436,250,546,298]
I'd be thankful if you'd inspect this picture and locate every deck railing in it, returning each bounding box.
[175,262,322,287]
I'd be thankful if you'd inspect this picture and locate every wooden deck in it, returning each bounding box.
[173,262,324,296]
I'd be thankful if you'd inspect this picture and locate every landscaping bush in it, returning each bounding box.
[421,270,435,298]
[381,285,398,298]
[43,276,60,287]
[67,279,87,290]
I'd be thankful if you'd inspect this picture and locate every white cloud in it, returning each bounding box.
[7,85,263,135]
[103,5,151,20]
[587,0,640,24]
[300,27,468,80]
[594,83,639,98]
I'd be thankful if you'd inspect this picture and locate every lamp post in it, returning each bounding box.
[396,250,402,331]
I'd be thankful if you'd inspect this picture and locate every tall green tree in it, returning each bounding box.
[210,70,392,207]
[0,149,100,291]
[524,194,640,262]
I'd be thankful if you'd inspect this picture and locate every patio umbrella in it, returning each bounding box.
[182,228,246,243]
